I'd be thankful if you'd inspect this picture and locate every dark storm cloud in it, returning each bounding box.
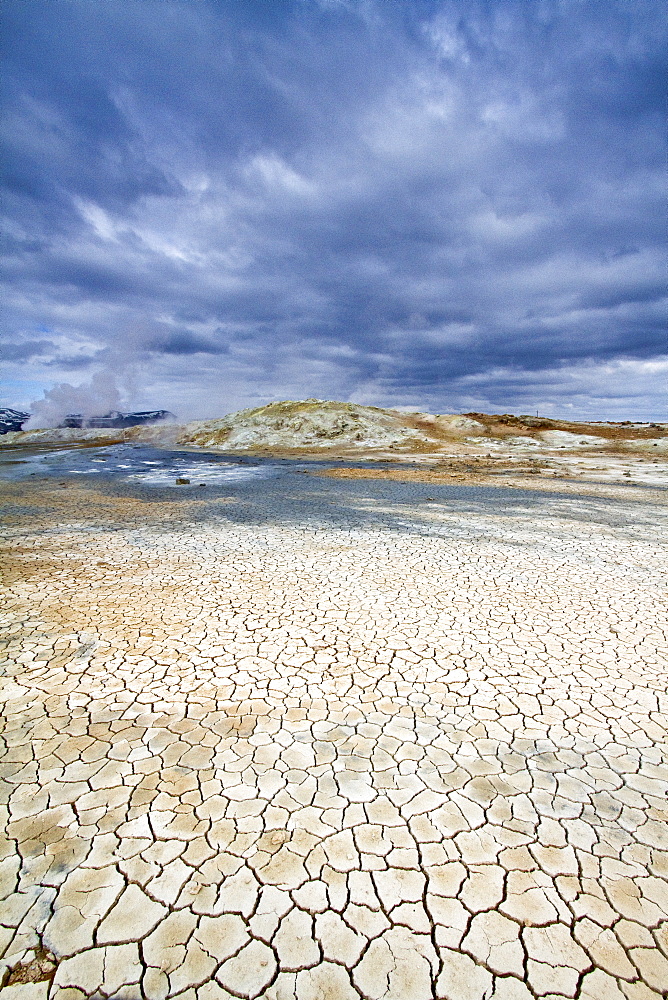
[152,330,228,356]
[0,339,54,362]
[1,0,666,419]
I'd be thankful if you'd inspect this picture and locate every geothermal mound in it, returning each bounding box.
[170,399,440,451]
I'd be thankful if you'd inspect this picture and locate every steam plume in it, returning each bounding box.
[25,372,123,429]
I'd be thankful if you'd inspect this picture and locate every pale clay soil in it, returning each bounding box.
[1,469,667,1000]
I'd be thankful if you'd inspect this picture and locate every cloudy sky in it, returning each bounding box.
[1,0,666,422]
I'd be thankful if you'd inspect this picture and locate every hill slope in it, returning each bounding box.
[2,398,666,458]
[167,399,441,451]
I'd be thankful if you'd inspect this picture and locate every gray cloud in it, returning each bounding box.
[1,0,666,420]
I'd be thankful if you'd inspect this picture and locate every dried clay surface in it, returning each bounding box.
[1,473,667,1000]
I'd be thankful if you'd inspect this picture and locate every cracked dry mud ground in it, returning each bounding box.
[1,478,667,1000]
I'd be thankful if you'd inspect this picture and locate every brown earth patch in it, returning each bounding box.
[4,948,58,986]
[318,457,545,484]
[0,478,208,529]
[315,463,668,503]
[463,412,668,440]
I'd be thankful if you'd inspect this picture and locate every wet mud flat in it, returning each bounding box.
[1,456,667,999]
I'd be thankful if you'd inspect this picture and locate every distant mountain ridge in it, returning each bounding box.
[0,408,174,434]
[60,409,174,429]
[0,408,30,434]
